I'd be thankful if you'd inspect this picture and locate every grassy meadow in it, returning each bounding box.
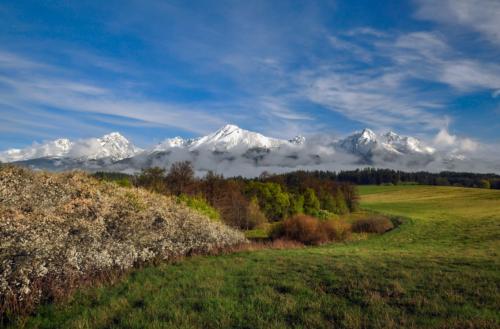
[11,185,500,329]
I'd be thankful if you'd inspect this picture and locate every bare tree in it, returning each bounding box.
[166,161,195,195]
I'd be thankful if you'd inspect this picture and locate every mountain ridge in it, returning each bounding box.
[0,124,480,175]
[0,132,142,162]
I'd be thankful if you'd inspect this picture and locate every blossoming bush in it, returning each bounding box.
[0,165,246,317]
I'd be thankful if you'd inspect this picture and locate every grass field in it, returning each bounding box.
[11,186,500,328]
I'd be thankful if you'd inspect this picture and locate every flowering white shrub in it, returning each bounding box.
[0,165,246,315]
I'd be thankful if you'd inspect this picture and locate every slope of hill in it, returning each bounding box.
[11,185,500,328]
[0,165,246,318]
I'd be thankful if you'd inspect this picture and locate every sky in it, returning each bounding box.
[0,0,499,151]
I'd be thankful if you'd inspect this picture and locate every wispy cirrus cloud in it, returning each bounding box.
[287,28,500,136]
[415,0,500,47]
[0,50,229,142]
[1,0,499,154]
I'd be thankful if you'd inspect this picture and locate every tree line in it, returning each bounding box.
[268,168,500,189]
[94,162,359,230]
[336,168,500,189]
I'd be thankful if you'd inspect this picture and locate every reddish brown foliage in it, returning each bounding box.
[352,216,394,233]
[273,215,352,245]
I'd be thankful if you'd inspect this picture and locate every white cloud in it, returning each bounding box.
[439,60,500,92]
[434,129,478,153]
[343,27,387,38]
[415,0,500,46]
[434,129,456,146]
[1,1,499,156]
[0,51,228,137]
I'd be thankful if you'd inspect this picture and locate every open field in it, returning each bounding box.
[10,185,500,328]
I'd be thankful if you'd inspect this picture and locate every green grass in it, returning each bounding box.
[12,186,500,328]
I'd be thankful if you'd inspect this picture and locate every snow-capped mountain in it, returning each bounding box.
[81,132,142,160]
[381,131,435,155]
[338,128,379,158]
[153,124,297,153]
[0,138,73,163]
[0,124,481,175]
[153,136,192,151]
[338,128,434,161]
[0,132,141,162]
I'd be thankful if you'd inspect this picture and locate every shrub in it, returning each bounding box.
[177,194,220,221]
[316,209,338,220]
[115,178,133,188]
[245,197,268,229]
[280,215,324,245]
[322,220,352,241]
[0,166,246,318]
[272,215,351,245]
[351,216,394,234]
[479,179,491,189]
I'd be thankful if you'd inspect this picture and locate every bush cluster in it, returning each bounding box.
[271,215,351,245]
[0,166,246,318]
[351,216,394,234]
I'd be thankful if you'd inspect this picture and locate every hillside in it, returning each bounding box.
[9,185,500,328]
[0,166,246,319]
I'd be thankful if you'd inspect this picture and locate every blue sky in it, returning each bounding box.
[1,0,499,149]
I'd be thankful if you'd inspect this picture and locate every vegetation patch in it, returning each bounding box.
[4,184,500,328]
[95,164,359,231]
[271,215,352,245]
[176,194,221,222]
[0,166,246,321]
[351,216,394,234]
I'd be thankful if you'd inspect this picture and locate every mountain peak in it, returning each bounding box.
[188,124,285,151]
[94,132,140,160]
[213,124,242,137]
[383,131,400,142]
[360,128,376,141]
[101,132,126,140]
[219,124,241,131]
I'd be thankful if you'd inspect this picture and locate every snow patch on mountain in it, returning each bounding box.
[2,124,495,174]
[153,124,290,153]
[0,139,73,162]
[189,124,286,151]
[338,128,435,159]
[0,132,141,162]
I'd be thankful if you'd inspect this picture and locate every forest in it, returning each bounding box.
[277,168,500,189]
[94,162,359,230]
